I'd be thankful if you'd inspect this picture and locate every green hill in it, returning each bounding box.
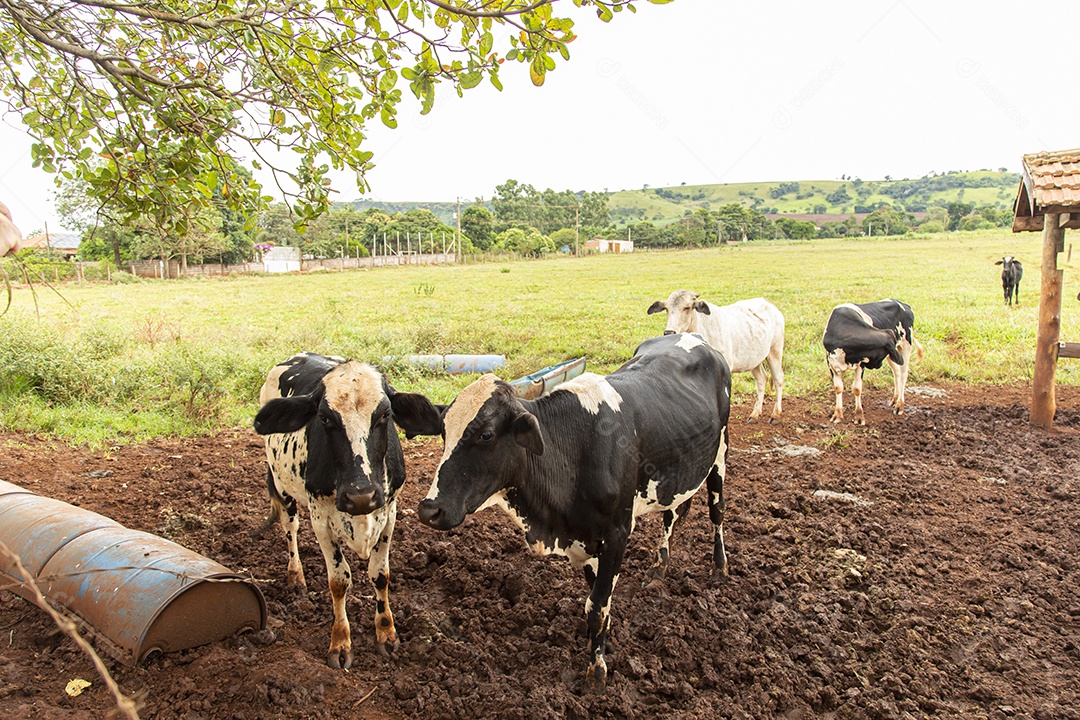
[338,170,1022,228]
[608,170,1020,226]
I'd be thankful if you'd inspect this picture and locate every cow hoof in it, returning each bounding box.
[708,568,729,586]
[376,637,400,658]
[585,664,608,694]
[327,647,353,669]
[769,416,780,425]
[745,416,758,425]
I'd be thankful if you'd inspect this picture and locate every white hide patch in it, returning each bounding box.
[259,364,290,405]
[827,348,851,374]
[487,492,592,568]
[483,491,530,534]
[716,427,728,473]
[633,479,661,517]
[675,332,706,353]
[553,373,623,414]
[427,375,500,502]
[323,362,385,474]
[836,303,875,327]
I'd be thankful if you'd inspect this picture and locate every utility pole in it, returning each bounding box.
[575,205,580,257]
[456,197,462,263]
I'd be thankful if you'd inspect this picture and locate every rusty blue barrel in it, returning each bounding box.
[0,479,265,665]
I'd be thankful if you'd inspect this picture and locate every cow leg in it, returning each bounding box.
[310,505,353,669]
[830,369,845,423]
[746,364,767,423]
[368,503,399,657]
[851,366,866,425]
[585,530,628,694]
[889,339,913,415]
[646,498,692,584]
[278,488,306,592]
[767,350,784,424]
[705,427,729,578]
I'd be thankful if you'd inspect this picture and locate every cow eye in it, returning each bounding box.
[478,430,495,443]
[378,409,391,424]
[319,414,331,426]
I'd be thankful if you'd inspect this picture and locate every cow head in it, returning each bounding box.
[647,289,710,336]
[417,374,543,531]
[254,362,442,515]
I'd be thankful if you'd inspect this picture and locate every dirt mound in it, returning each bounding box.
[1,383,1079,719]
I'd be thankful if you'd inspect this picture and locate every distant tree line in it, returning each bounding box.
[37,171,1020,272]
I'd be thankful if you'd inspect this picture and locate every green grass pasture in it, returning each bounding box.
[1,230,1074,443]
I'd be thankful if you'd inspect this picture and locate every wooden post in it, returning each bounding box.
[1032,212,1065,428]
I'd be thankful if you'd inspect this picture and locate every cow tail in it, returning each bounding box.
[250,468,286,539]
[912,338,925,365]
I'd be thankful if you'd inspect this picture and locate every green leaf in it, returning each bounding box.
[459,71,482,90]
[379,69,398,93]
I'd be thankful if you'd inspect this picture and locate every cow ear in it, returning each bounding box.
[511,411,544,456]
[694,301,711,315]
[254,393,320,435]
[995,260,1003,265]
[389,390,445,438]
[647,301,666,315]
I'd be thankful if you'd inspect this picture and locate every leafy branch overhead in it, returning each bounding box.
[0,0,667,232]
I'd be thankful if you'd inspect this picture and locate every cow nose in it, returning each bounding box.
[663,330,676,336]
[417,499,444,528]
[337,488,381,515]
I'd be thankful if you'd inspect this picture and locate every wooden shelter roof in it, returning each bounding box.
[1013,148,1080,232]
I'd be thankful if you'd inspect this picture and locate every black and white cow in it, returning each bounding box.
[648,291,785,423]
[416,333,732,692]
[253,353,442,668]
[823,299,924,425]
[995,256,1023,306]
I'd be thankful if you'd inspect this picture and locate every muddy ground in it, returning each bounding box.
[1,383,1079,720]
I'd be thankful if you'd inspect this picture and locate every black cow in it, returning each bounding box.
[416,333,732,692]
[995,256,1023,306]
[253,353,441,668]
[823,299,923,425]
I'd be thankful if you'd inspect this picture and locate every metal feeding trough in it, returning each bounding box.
[508,357,587,399]
[0,479,265,665]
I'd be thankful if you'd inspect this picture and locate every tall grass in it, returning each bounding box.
[0,230,1074,444]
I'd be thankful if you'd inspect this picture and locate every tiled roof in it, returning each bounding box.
[1022,148,1080,209]
[22,232,81,251]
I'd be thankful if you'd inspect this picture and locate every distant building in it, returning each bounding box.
[21,231,81,258]
[582,238,634,254]
[262,245,301,273]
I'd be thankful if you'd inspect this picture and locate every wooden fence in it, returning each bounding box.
[123,251,457,279]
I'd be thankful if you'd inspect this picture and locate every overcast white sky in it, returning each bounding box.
[0,0,1073,233]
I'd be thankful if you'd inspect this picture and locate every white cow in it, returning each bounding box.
[648,290,785,423]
